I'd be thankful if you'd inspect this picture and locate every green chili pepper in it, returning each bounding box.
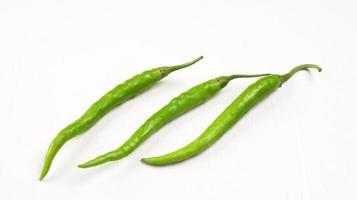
[39,56,203,180]
[78,73,270,168]
[141,64,321,166]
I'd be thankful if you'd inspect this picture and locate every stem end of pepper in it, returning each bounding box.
[216,73,271,88]
[159,56,203,78]
[280,64,322,84]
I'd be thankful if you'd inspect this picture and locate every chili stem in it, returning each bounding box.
[228,73,271,80]
[281,64,322,83]
[166,56,203,72]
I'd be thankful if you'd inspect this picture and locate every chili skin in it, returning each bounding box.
[39,56,203,180]
[78,73,270,168]
[141,64,321,166]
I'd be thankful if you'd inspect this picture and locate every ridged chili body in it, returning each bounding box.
[141,65,321,166]
[39,56,203,180]
[78,74,270,168]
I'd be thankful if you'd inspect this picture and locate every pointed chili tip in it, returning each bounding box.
[39,166,48,181]
[77,162,92,168]
[141,158,155,166]
[78,153,113,168]
[77,164,87,168]
[39,175,45,181]
[77,159,99,168]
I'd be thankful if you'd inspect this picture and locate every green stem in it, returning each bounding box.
[228,73,271,80]
[217,73,271,87]
[169,56,203,70]
[160,56,203,77]
[280,64,322,84]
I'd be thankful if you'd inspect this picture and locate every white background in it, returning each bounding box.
[1,0,356,199]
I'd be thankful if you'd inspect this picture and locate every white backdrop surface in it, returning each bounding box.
[0,0,356,199]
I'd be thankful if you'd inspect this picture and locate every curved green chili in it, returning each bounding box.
[78,73,271,168]
[39,56,203,180]
[141,64,321,166]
